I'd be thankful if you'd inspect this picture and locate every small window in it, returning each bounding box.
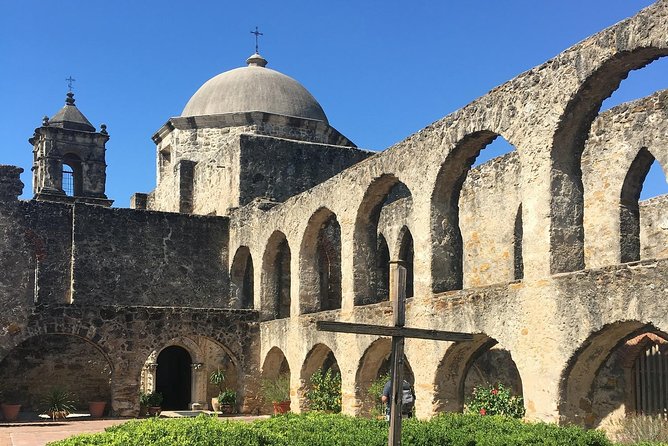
[62,165,75,196]
[62,153,83,196]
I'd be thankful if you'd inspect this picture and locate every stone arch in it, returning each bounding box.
[140,334,242,412]
[230,246,254,309]
[558,321,667,427]
[430,130,509,293]
[261,346,291,414]
[354,174,412,305]
[355,338,415,415]
[435,334,523,413]
[0,332,113,411]
[262,346,291,380]
[261,231,291,320]
[299,343,340,410]
[397,226,414,298]
[299,208,342,314]
[620,148,665,263]
[549,48,668,274]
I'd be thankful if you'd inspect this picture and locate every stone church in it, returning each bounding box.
[0,1,666,428]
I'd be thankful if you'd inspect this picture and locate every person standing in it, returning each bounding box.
[381,378,415,420]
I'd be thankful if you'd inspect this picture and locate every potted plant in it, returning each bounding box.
[138,391,152,417]
[88,395,107,418]
[209,368,226,411]
[218,389,236,414]
[146,391,163,416]
[261,374,291,415]
[42,388,76,420]
[0,389,21,422]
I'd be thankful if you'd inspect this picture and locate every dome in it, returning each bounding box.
[181,53,328,123]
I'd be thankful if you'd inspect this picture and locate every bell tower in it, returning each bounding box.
[29,92,113,206]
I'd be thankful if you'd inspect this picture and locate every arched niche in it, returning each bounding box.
[353,174,413,305]
[355,338,414,416]
[230,246,254,309]
[0,334,112,411]
[299,208,342,314]
[431,131,520,292]
[550,49,668,274]
[620,150,668,263]
[559,321,668,428]
[261,231,292,320]
[261,347,291,414]
[299,343,340,411]
[434,334,523,413]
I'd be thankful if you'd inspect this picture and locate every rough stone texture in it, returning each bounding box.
[146,113,366,217]
[0,0,667,428]
[640,195,668,260]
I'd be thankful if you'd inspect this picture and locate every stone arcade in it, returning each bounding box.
[0,2,667,429]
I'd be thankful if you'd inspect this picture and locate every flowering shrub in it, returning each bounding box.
[305,368,341,412]
[465,383,525,418]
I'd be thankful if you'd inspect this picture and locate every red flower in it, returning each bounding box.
[479,408,487,415]
[491,388,498,395]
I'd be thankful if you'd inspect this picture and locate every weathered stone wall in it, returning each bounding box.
[583,89,668,268]
[0,335,112,411]
[239,134,371,206]
[147,125,369,217]
[640,194,668,259]
[71,205,230,307]
[460,151,522,288]
[0,304,259,416]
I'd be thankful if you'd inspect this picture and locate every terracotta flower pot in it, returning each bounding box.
[1,403,21,422]
[272,400,290,414]
[148,406,162,416]
[88,401,106,418]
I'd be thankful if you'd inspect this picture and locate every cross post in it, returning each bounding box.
[316,262,473,446]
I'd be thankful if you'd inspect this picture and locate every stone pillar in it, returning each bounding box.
[190,362,205,409]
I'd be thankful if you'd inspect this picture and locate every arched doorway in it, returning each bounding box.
[156,346,192,410]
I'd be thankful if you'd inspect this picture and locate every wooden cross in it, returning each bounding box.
[317,261,473,446]
[250,26,263,54]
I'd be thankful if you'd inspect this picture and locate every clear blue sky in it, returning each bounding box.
[1,1,666,207]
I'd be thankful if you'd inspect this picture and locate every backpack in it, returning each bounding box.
[401,387,414,411]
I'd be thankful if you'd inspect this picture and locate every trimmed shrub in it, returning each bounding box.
[46,412,658,446]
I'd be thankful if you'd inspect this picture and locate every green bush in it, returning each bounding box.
[465,383,525,418]
[305,368,341,413]
[48,412,667,446]
[367,372,390,417]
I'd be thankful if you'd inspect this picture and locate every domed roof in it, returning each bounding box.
[182,53,328,123]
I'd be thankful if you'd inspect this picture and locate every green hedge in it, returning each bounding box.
[47,413,663,446]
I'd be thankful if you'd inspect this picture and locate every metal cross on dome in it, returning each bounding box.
[250,26,263,53]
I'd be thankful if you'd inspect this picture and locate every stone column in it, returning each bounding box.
[190,363,204,409]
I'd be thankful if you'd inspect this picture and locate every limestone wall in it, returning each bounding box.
[640,194,668,259]
[239,134,370,206]
[71,205,230,307]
